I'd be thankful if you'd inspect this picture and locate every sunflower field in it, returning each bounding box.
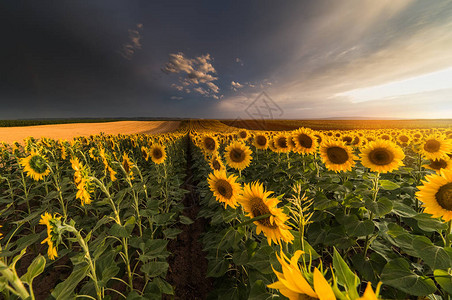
[1,120,452,300]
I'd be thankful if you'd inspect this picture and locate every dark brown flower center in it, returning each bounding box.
[298,134,313,148]
[424,140,441,153]
[153,148,163,159]
[204,137,216,151]
[429,159,447,170]
[381,135,390,140]
[326,147,349,164]
[342,136,353,144]
[239,131,247,139]
[212,159,221,170]
[256,135,267,146]
[230,148,245,162]
[435,183,452,210]
[277,137,288,149]
[249,197,277,228]
[399,135,409,143]
[215,180,233,199]
[368,148,394,166]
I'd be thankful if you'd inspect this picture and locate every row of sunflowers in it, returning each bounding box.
[190,120,452,299]
[1,119,452,299]
[0,130,190,299]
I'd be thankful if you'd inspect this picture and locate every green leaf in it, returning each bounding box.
[332,248,359,299]
[365,197,393,217]
[381,258,437,297]
[179,215,194,225]
[412,236,452,270]
[247,246,274,274]
[248,280,271,300]
[414,213,447,232]
[343,216,374,237]
[392,201,417,218]
[206,258,229,278]
[141,261,169,277]
[52,265,90,300]
[434,269,452,295]
[379,180,400,190]
[20,255,45,285]
[153,277,174,295]
[163,228,182,239]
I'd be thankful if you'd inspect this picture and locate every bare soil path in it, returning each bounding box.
[0,121,181,144]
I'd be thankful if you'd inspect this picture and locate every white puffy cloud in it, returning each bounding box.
[163,52,221,99]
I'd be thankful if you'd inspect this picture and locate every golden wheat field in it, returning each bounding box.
[1,119,452,300]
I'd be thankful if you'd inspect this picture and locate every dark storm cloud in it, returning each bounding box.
[1,0,451,119]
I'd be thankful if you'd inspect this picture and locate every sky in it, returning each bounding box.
[1,0,452,120]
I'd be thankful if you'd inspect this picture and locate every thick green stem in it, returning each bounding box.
[364,173,379,258]
[66,227,102,300]
[0,260,30,299]
[445,220,452,248]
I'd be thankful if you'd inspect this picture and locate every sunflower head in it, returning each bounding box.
[202,135,218,153]
[424,157,451,173]
[141,146,149,161]
[268,250,335,300]
[207,169,241,208]
[253,133,269,150]
[292,128,318,155]
[239,182,293,245]
[360,140,405,173]
[20,151,51,181]
[319,140,357,172]
[416,169,452,221]
[273,134,291,153]
[210,154,225,171]
[225,141,253,171]
[238,130,249,140]
[419,135,452,160]
[149,144,167,164]
[39,212,61,260]
[71,157,94,206]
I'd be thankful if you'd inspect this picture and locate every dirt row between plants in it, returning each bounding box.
[165,136,212,299]
[0,121,181,144]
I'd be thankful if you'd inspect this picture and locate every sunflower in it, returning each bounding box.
[210,154,225,171]
[99,148,117,181]
[237,129,249,140]
[273,133,291,153]
[19,151,51,181]
[207,169,241,209]
[39,212,61,260]
[419,135,452,160]
[0,225,2,240]
[292,128,318,155]
[416,169,452,221]
[424,157,452,173]
[319,140,357,172]
[149,144,167,164]
[396,133,410,145]
[141,146,149,161]
[268,250,335,300]
[360,140,405,173]
[225,141,253,171]
[201,135,218,154]
[253,133,269,150]
[122,153,135,178]
[71,157,94,206]
[239,182,293,245]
